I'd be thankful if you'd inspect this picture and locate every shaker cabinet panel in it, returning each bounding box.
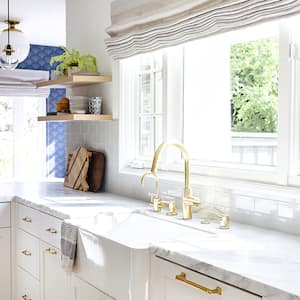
[16,229,40,279]
[0,228,11,300]
[39,212,62,249]
[0,202,10,227]
[72,276,110,300]
[40,241,71,300]
[17,204,40,237]
[16,267,40,300]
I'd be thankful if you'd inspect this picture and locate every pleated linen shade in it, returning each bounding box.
[106,0,300,60]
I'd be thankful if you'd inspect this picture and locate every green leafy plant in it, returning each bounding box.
[50,47,98,76]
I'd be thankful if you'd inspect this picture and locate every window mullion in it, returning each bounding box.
[277,21,293,185]
[13,97,25,179]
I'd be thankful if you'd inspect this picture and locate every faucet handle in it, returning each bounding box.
[183,195,201,206]
[182,195,201,220]
[219,215,230,229]
[166,200,177,216]
[149,194,165,212]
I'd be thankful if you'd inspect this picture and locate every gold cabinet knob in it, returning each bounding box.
[46,228,58,234]
[22,217,32,223]
[21,250,32,256]
[46,248,57,255]
[22,294,32,300]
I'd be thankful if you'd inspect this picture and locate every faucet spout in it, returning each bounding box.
[149,141,192,198]
[141,171,159,196]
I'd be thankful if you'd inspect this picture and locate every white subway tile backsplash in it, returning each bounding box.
[234,195,255,211]
[66,119,300,235]
[254,198,277,215]
[278,203,294,219]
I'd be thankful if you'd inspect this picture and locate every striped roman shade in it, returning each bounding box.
[106,0,300,59]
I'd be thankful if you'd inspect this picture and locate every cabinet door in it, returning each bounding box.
[0,202,10,227]
[150,256,261,300]
[72,276,114,300]
[16,267,40,300]
[40,241,71,300]
[0,228,11,300]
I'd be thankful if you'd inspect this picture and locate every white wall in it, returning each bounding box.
[65,0,300,235]
[65,0,149,200]
[0,0,65,46]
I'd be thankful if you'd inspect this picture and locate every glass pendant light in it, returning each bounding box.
[0,0,30,70]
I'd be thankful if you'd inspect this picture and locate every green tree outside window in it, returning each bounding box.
[230,37,279,132]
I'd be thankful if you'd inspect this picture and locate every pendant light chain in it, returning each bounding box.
[7,0,10,45]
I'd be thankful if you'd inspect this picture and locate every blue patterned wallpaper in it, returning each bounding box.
[18,44,66,178]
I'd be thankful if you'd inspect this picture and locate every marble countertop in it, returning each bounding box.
[1,181,300,300]
[0,181,146,219]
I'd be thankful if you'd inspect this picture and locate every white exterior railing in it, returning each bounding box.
[231,132,277,166]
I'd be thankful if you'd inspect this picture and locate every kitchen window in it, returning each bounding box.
[0,96,46,180]
[120,15,300,185]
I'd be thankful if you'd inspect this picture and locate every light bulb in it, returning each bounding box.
[0,46,18,70]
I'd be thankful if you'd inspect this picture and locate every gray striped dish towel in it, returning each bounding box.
[61,221,78,272]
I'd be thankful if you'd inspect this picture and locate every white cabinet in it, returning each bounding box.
[0,202,11,227]
[150,256,262,300]
[0,202,11,300]
[72,276,114,300]
[16,267,40,300]
[15,204,70,300]
[0,227,11,300]
[40,241,71,300]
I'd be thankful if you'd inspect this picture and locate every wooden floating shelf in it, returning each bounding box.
[36,75,112,88]
[38,114,113,122]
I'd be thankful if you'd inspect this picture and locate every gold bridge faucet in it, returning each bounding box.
[141,141,200,220]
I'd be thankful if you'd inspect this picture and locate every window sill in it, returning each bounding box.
[120,166,300,201]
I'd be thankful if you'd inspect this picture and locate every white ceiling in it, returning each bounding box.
[0,0,66,46]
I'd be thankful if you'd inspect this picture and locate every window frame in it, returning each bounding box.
[119,18,300,187]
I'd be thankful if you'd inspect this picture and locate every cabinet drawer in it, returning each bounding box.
[39,213,62,249]
[17,229,40,279]
[0,202,10,227]
[17,204,40,237]
[151,256,261,300]
[16,266,40,300]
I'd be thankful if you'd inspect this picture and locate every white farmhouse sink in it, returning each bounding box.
[72,211,216,300]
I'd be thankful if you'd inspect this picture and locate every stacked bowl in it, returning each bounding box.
[69,96,89,114]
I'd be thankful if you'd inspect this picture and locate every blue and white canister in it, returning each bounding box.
[88,97,103,114]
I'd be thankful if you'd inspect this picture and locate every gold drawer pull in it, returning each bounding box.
[46,248,57,255]
[22,217,32,223]
[176,272,222,295]
[21,250,32,256]
[46,228,58,234]
[22,294,32,300]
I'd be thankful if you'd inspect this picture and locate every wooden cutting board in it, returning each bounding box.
[87,151,105,192]
[64,147,91,192]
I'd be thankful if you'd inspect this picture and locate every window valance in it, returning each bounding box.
[106,0,300,59]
